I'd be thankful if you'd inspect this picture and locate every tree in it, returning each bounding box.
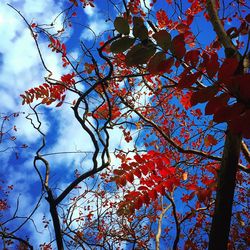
[1,0,250,249]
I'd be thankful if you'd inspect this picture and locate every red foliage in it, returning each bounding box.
[112,151,183,213]
[92,103,121,120]
[20,73,75,106]
[48,36,66,57]
[156,9,173,29]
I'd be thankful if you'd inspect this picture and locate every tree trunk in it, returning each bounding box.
[208,131,241,249]
[46,189,64,250]
[205,1,244,248]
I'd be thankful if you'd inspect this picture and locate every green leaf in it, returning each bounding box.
[153,30,172,51]
[110,37,135,53]
[133,16,148,41]
[125,43,156,67]
[114,17,130,35]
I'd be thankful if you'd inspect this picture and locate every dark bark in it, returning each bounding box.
[46,189,64,250]
[205,1,245,248]
[208,132,241,250]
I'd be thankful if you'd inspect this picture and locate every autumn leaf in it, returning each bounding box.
[180,91,192,110]
[190,86,218,106]
[204,134,217,147]
[171,34,186,59]
[153,30,172,51]
[206,53,219,78]
[205,93,229,115]
[110,37,135,53]
[184,49,200,67]
[114,17,130,35]
[147,52,174,74]
[218,57,239,81]
[182,172,188,181]
[125,43,156,66]
[133,16,148,41]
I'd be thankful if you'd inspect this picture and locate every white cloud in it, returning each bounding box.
[0,91,16,110]
[0,0,66,140]
[80,4,110,41]
[84,4,95,17]
[141,0,151,11]
[0,0,65,247]
[45,108,95,166]
[81,21,109,41]
[0,0,139,248]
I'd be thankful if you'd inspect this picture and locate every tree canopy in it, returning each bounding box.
[0,0,249,249]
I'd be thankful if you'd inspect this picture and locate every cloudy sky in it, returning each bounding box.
[0,0,134,247]
[0,0,159,246]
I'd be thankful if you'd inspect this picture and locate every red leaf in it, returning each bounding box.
[134,168,141,178]
[190,86,218,106]
[204,134,218,147]
[218,57,239,81]
[184,49,200,67]
[94,103,121,120]
[114,169,125,176]
[134,196,143,209]
[176,23,189,34]
[206,53,219,78]
[158,57,174,74]
[121,163,131,171]
[126,172,134,183]
[141,192,150,205]
[56,101,63,107]
[138,186,149,191]
[205,93,229,115]
[163,179,176,191]
[147,52,166,74]
[179,71,202,88]
[213,103,245,123]
[148,189,158,200]
[119,176,127,186]
[69,0,78,6]
[155,184,165,195]
[197,189,211,203]
[156,9,170,29]
[153,30,171,51]
[168,167,176,175]
[186,183,198,191]
[181,192,195,202]
[180,91,192,110]
[237,74,250,101]
[159,168,169,178]
[61,43,66,56]
[172,35,186,59]
[187,15,194,26]
[239,21,248,35]
[134,154,143,163]
[229,109,250,138]
[140,165,149,176]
